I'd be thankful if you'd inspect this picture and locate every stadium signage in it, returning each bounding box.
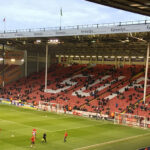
[0,23,150,39]
[111,27,126,32]
[81,30,94,34]
[56,31,66,35]
[147,25,150,30]
[34,33,43,36]
[15,33,24,36]
[0,34,4,37]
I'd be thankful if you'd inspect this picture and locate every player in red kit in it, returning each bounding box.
[32,128,37,138]
[64,131,68,142]
[30,136,35,148]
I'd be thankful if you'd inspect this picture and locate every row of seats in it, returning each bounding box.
[0,64,150,118]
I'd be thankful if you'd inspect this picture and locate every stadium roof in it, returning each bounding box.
[0,31,149,57]
[86,0,150,16]
[0,20,149,57]
[0,19,149,57]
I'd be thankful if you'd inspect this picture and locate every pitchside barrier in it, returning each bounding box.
[114,112,150,128]
[38,101,109,119]
[3,98,150,127]
[0,98,107,119]
[0,98,109,120]
[0,98,37,110]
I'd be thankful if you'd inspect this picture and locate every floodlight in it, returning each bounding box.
[11,58,16,62]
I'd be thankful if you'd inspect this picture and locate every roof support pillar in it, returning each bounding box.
[44,44,48,92]
[24,50,27,77]
[2,44,5,88]
[143,43,150,104]
[36,52,39,72]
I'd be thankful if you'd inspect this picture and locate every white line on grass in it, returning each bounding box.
[74,133,150,150]
[0,118,107,133]
[44,123,107,133]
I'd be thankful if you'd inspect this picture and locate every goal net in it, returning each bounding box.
[114,112,147,128]
[38,101,64,113]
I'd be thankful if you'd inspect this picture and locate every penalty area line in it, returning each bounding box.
[74,133,150,150]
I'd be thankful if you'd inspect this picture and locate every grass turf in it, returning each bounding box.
[0,104,150,150]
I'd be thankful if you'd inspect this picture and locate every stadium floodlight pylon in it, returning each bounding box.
[114,112,147,128]
[143,43,150,104]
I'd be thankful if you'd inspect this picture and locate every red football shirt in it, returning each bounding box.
[31,136,35,142]
[64,132,68,137]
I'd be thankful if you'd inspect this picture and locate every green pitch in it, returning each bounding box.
[0,104,150,150]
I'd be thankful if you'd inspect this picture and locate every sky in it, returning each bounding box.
[0,0,149,31]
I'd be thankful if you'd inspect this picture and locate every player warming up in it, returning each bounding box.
[64,131,68,142]
[42,133,47,143]
[32,128,37,138]
[30,136,35,148]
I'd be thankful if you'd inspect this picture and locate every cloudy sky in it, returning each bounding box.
[0,0,149,31]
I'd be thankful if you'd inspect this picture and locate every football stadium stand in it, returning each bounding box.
[0,19,150,127]
[0,63,150,119]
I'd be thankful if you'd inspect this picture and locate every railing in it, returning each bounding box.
[0,19,150,34]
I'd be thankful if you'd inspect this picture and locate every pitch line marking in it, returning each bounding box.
[0,118,107,133]
[43,123,108,133]
[74,133,150,150]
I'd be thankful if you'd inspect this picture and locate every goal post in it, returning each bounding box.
[38,101,64,113]
[114,112,148,128]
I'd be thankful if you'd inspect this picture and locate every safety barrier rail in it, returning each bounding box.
[0,19,150,34]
